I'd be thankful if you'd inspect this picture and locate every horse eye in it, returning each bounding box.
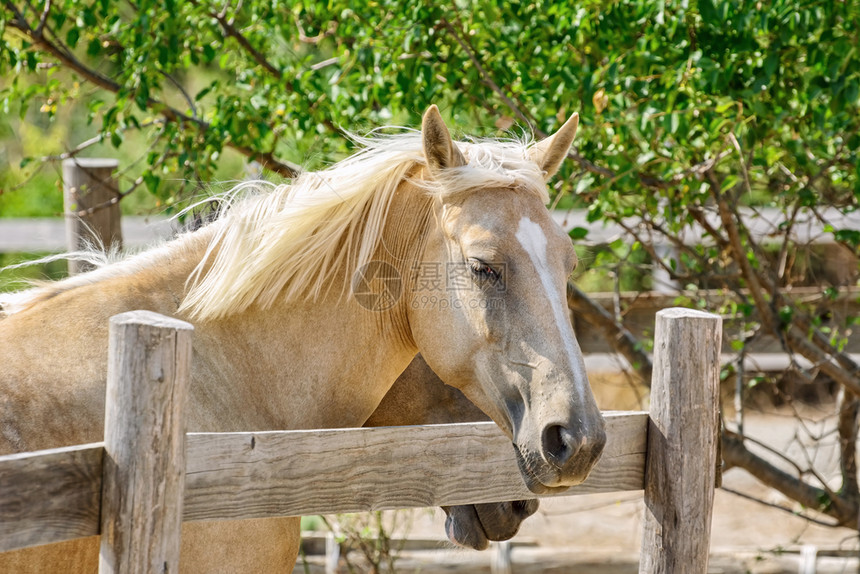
[468,259,498,280]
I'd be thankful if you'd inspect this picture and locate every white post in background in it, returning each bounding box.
[491,540,512,574]
[798,544,818,574]
[325,531,339,574]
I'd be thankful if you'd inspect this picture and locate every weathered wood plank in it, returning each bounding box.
[62,158,123,275]
[0,217,175,252]
[578,287,860,357]
[639,308,722,574]
[0,411,647,553]
[183,411,648,521]
[0,443,103,552]
[99,311,193,574]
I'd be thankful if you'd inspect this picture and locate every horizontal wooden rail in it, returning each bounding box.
[0,443,104,552]
[3,206,858,252]
[579,287,860,356]
[0,412,646,553]
[0,217,175,252]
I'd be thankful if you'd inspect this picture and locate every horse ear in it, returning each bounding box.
[528,112,579,180]
[422,105,466,173]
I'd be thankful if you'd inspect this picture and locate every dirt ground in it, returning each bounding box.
[295,375,858,573]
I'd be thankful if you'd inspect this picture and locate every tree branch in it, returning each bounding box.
[159,71,198,120]
[5,3,302,178]
[710,170,778,328]
[838,391,860,502]
[33,0,50,37]
[6,1,122,93]
[720,485,841,528]
[610,215,741,286]
[566,281,653,386]
[707,169,860,395]
[39,119,161,162]
[189,0,286,81]
[439,17,536,129]
[564,267,859,528]
[722,430,858,526]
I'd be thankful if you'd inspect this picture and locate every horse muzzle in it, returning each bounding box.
[513,417,607,494]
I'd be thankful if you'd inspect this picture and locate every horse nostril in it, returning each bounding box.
[541,424,579,467]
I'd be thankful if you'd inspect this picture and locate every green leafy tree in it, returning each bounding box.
[3,0,859,537]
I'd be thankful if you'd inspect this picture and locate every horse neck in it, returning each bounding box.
[177,191,435,430]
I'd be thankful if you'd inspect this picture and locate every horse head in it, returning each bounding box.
[409,106,606,494]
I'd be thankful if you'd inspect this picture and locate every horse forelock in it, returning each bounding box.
[178,131,550,322]
[426,138,550,204]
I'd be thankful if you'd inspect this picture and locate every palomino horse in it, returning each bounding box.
[0,105,604,571]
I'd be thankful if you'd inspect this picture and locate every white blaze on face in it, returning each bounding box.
[514,217,589,399]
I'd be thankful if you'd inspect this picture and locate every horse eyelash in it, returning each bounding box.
[469,259,498,279]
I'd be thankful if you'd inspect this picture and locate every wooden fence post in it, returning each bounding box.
[639,308,722,574]
[99,311,193,574]
[63,158,122,274]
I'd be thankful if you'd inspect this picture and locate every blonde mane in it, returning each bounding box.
[0,233,207,317]
[184,132,550,321]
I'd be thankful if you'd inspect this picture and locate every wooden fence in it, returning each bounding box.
[0,307,722,572]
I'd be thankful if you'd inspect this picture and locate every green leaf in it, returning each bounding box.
[569,226,589,240]
[202,44,216,64]
[721,175,740,191]
[195,86,213,102]
[66,28,80,48]
[778,305,793,325]
[142,171,160,194]
[25,51,37,72]
[87,38,102,57]
[834,229,860,247]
